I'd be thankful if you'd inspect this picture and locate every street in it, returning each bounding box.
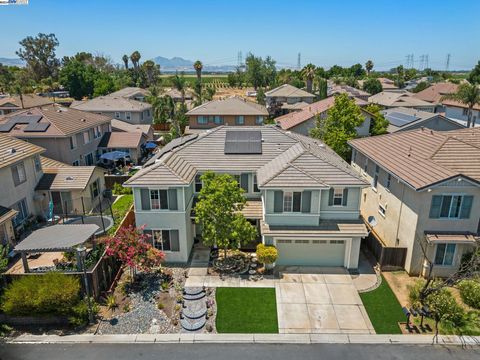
[0,343,478,360]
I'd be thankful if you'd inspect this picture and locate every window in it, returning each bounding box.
[253,175,259,193]
[94,126,102,138]
[214,116,223,125]
[146,109,151,117]
[72,160,80,166]
[12,198,28,226]
[125,112,132,121]
[34,155,41,172]
[333,188,344,206]
[83,130,91,144]
[386,173,392,190]
[429,195,473,219]
[150,190,169,210]
[115,112,121,119]
[11,162,26,186]
[198,116,208,125]
[149,229,180,252]
[363,158,368,173]
[352,149,356,163]
[235,115,245,125]
[434,243,456,266]
[379,203,387,217]
[373,165,380,189]
[90,179,100,199]
[283,191,301,212]
[255,116,264,125]
[85,153,94,166]
[462,108,468,116]
[195,174,202,192]
[69,135,77,149]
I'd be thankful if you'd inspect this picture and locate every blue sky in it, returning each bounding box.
[0,0,479,70]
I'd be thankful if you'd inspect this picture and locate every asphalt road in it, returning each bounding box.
[0,343,478,360]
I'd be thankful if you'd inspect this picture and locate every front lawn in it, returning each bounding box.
[360,275,404,334]
[215,287,278,333]
[108,194,133,235]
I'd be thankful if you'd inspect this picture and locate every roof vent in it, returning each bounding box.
[65,176,75,181]
[7,148,16,155]
[81,118,86,122]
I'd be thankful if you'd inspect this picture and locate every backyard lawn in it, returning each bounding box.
[360,275,405,334]
[215,287,278,333]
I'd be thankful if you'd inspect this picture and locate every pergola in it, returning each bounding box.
[14,224,99,273]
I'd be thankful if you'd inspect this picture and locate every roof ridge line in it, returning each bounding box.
[288,162,327,186]
[162,159,193,184]
[428,132,457,159]
[258,143,306,186]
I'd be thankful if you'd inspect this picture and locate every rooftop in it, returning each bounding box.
[368,90,434,108]
[413,82,459,104]
[36,165,98,191]
[111,119,152,136]
[265,84,315,98]
[0,94,53,110]
[71,94,151,112]
[186,96,268,116]
[98,131,146,149]
[0,133,44,169]
[349,127,480,190]
[328,84,370,98]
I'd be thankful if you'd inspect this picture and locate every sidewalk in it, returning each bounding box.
[8,333,480,346]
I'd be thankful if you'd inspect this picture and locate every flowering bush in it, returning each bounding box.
[105,225,165,272]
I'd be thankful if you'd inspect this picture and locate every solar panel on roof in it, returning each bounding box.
[0,115,48,132]
[385,112,420,127]
[224,130,262,154]
[24,122,50,132]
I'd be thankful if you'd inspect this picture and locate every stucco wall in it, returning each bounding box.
[188,115,264,129]
[445,106,479,126]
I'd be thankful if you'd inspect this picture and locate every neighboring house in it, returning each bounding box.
[111,119,154,140]
[0,205,17,246]
[186,96,268,129]
[164,88,194,102]
[349,127,480,277]
[0,94,53,116]
[368,90,435,112]
[442,100,480,127]
[265,84,315,115]
[98,132,147,164]
[36,157,105,216]
[71,87,152,125]
[382,107,464,133]
[124,126,368,267]
[0,104,112,166]
[328,84,370,102]
[377,77,398,91]
[413,82,458,113]
[274,96,372,137]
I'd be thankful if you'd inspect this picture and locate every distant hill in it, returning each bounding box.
[0,58,25,67]
[152,56,193,70]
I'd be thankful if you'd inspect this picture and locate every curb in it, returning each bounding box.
[7,333,480,346]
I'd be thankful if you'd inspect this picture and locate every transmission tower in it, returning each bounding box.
[297,52,301,70]
[419,55,425,70]
[237,51,243,67]
[445,54,451,71]
[425,54,429,69]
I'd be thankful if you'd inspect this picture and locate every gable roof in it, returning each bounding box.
[107,87,148,98]
[126,126,366,188]
[71,95,151,112]
[413,82,458,104]
[0,133,44,169]
[186,96,268,116]
[349,127,480,190]
[111,119,152,136]
[369,90,434,108]
[36,161,98,191]
[0,104,111,137]
[265,84,315,98]
[98,131,146,149]
[0,94,53,110]
[328,85,370,99]
[442,99,480,111]
[40,156,70,170]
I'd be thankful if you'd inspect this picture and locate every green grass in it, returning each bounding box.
[108,194,133,235]
[359,275,404,334]
[215,287,278,333]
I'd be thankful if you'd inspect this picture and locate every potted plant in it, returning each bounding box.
[256,244,278,271]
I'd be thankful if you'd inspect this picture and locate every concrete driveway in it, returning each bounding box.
[275,267,375,334]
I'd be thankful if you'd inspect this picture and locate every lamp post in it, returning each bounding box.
[76,245,94,324]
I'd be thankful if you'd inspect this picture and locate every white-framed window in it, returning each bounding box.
[434,243,456,266]
[430,194,473,219]
[34,155,41,172]
[115,112,121,119]
[333,188,344,206]
[90,179,100,199]
[149,229,180,252]
[235,115,245,125]
[283,191,301,212]
[195,174,202,192]
[125,112,132,121]
[198,116,208,125]
[83,130,91,144]
[379,203,387,217]
[11,162,26,186]
[69,135,77,149]
[363,157,368,173]
[255,116,264,125]
[72,160,80,166]
[150,190,168,210]
[352,149,356,163]
[373,165,380,189]
[386,173,392,190]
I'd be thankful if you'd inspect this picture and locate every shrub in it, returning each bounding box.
[425,288,465,328]
[2,272,81,316]
[407,279,426,309]
[105,294,118,312]
[458,280,480,309]
[112,183,132,195]
[256,244,278,264]
[157,302,164,310]
[69,297,99,327]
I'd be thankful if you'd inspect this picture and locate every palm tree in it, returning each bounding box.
[170,72,187,104]
[130,51,141,70]
[301,64,316,93]
[442,83,480,128]
[122,55,129,69]
[365,60,374,76]
[193,60,203,82]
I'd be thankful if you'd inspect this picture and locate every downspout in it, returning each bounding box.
[394,182,406,247]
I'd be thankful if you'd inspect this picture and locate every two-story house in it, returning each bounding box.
[71,87,152,125]
[124,126,368,267]
[265,84,315,116]
[0,94,53,116]
[186,96,269,130]
[0,104,112,166]
[368,90,436,112]
[349,127,480,277]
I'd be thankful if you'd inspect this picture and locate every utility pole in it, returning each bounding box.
[445,54,451,71]
[297,52,301,70]
[237,51,243,67]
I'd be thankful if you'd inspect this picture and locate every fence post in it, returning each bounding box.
[81,196,86,216]
[109,200,115,223]
[99,199,106,234]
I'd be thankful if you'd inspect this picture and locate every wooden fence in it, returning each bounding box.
[364,232,407,271]
[104,175,131,190]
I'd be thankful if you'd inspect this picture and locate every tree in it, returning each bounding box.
[194,172,257,259]
[245,53,264,90]
[302,63,316,93]
[467,60,480,85]
[365,60,374,76]
[412,81,429,93]
[122,54,129,70]
[193,60,203,81]
[348,63,366,78]
[309,93,364,160]
[130,51,141,70]
[105,225,165,280]
[365,104,389,135]
[362,77,383,95]
[170,72,187,103]
[0,243,9,274]
[93,72,116,97]
[141,60,161,87]
[9,68,35,108]
[256,87,266,105]
[59,58,97,100]
[441,83,480,127]
[316,77,328,100]
[16,33,60,82]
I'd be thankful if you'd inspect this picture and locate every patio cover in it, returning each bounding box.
[425,233,477,244]
[14,224,99,253]
[241,200,263,219]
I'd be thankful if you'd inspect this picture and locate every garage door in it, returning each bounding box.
[275,239,346,266]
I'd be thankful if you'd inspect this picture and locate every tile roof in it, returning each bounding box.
[0,104,111,137]
[126,126,366,188]
[71,95,151,112]
[349,127,480,190]
[328,85,370,98]
[108,87,148,98]
[40,156,70,170]
[0,94,53,110]
[265,84,315,98]
[36,166,98,191]
[377,77,399,90]
[442,99,480,111]
[98,132,145,149]
[369,90,434,108]
[0,133,44,169]
[413,82,459,104]
[186,96,268,116]
[111,119,152,136]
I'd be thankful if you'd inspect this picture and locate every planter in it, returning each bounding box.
[265,262,275,270]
